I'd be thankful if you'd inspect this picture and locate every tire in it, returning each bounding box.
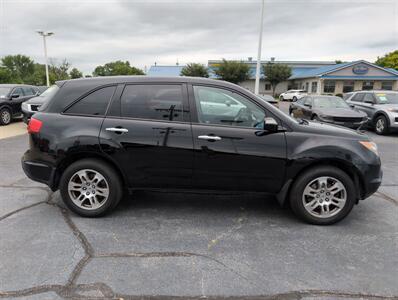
[59,158,123,217]
[292,96,297,102]
[312,115,320,121]
[280,96,285,101]
[289,166,356,225]
[374,115,389,135]
[0,107,12,125]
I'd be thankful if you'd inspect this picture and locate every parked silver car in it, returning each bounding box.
[346,90,398,135]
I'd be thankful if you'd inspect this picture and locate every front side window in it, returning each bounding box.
[323,81,335,93]
[22,87,35,96]
[363,93,375,103]
[65,86,116,116]
[304,97,313,106]
[351,93,364,102]
[193,85,265,128]
[11,87,24,97]
[121,84,184,121]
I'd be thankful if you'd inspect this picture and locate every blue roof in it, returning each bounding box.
[147,65,184,76]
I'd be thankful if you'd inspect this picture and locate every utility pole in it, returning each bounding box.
[36,30,54,87]
[254,0,265,95]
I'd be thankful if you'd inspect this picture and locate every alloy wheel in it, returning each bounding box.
[1,110,11,124]
[376,119,385,133]
[302,176,347,218]
[68,169,109,210]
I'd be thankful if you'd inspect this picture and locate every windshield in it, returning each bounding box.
[0,87,11,98]
[374,93,398,104]
[313,96,349,109]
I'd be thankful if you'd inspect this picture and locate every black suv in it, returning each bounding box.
[22,77,382,225]
[0,84,40,125]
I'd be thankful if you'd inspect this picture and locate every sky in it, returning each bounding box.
[0,0,397,75]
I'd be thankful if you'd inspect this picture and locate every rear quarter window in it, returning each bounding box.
[64,86,116,116]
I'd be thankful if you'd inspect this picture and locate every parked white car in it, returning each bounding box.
[280,90,307,101]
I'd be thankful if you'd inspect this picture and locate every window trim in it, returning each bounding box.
[11,87,25,97]
[188,83,281,130]
[108,82,190,123]
[61,84,117,117]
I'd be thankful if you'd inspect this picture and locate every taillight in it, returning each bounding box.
[27,118,42,134]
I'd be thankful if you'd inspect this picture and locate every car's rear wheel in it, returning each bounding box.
[0,108,12,125]
[289,166,356,225]
[59,159,123,217]
[374,115,389,135]
[292,96,297,102]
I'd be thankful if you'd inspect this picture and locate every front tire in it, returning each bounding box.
[374,115,389,135]
[292,96,297,102]
[0,108,12,125]
[289,166,356,225]
[59,159,123,217]
[280,96,285,101]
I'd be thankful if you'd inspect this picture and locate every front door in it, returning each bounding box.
[189,85,287,193]
[100,83,194,189]
[9,87,27,116]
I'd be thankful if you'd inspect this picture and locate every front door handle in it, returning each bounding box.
[198,135,222,141]
[106,127,129,134]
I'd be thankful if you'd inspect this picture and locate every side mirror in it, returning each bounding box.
[11,94,20,99]
[263,117,279,132]
[225,100,232,107]
[304,103,312,108]
[349,104,355,108]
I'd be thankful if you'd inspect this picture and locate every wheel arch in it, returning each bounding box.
[0,104,13,114]
[372,111,390,126]
[277,159,364,206]
[53,151,128,192]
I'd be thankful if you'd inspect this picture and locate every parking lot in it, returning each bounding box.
[0,102,397,300]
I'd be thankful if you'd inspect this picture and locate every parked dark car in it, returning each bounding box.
[0,84,40,125]
[22,77,382,225]
[22,85,59,123]
[289,95,367,129]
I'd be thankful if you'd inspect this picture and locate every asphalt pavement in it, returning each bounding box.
[0,108,397,299]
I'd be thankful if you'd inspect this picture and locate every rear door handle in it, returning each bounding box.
[106,127,129,134]
[198,135,222,141]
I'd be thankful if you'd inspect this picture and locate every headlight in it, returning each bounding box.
[359,141,379,156]
[22,102,29,111]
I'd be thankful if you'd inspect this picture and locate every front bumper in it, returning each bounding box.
[21,151,56,190]
[387,112,398,129]
[319,118,364,129]
[360,163,383,199]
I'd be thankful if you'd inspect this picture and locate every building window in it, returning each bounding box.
[343,81,354,93]
[265,83,271,90]
[381,81,393,90]
[305,82,309,92]
[323,81,336,93]
[311,82,317,93]
[362,81,374,90]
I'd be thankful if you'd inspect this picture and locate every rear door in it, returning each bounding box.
[100,83,194,189]
[189,84,287,193]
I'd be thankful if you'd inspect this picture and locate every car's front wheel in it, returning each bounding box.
[280,96,285,101]
[289,166,356,225]
[59,159,123,217]
[0,108,12,125]
[374,115,389,135]
[292,96,297,102]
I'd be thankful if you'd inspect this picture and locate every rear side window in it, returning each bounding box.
[65,86,116,116]
[121,84,184,122]
[351,93,364,102]
[22,87,35,96]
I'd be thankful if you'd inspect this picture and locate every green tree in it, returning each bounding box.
[1,54,35,83]
[93,60,144,76]
[262,63,292,96]
[24,63,47,85]
[70,67,83,79]
[213,59,250,84]
[375,50,398,70]
[180,63,209,77]
[0,67,15,83]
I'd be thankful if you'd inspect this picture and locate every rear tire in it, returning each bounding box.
[59,159,123,217]
[0,108,12,125]
[292,96,297,102]
[374,115,389,135]
[289,166,356,225]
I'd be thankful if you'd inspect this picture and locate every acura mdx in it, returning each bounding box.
[21,77,382,225]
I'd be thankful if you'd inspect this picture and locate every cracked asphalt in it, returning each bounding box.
[0,106,397,299]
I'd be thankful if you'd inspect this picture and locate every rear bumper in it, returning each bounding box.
[21,151,57,190]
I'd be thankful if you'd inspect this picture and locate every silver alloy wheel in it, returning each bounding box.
[68,169,109,210]
[376,118,385,133]
[302,176,347,218]
[1,110,11,124]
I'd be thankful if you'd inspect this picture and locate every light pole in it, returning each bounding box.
[36,30,54,87]
[254,0,265,95]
